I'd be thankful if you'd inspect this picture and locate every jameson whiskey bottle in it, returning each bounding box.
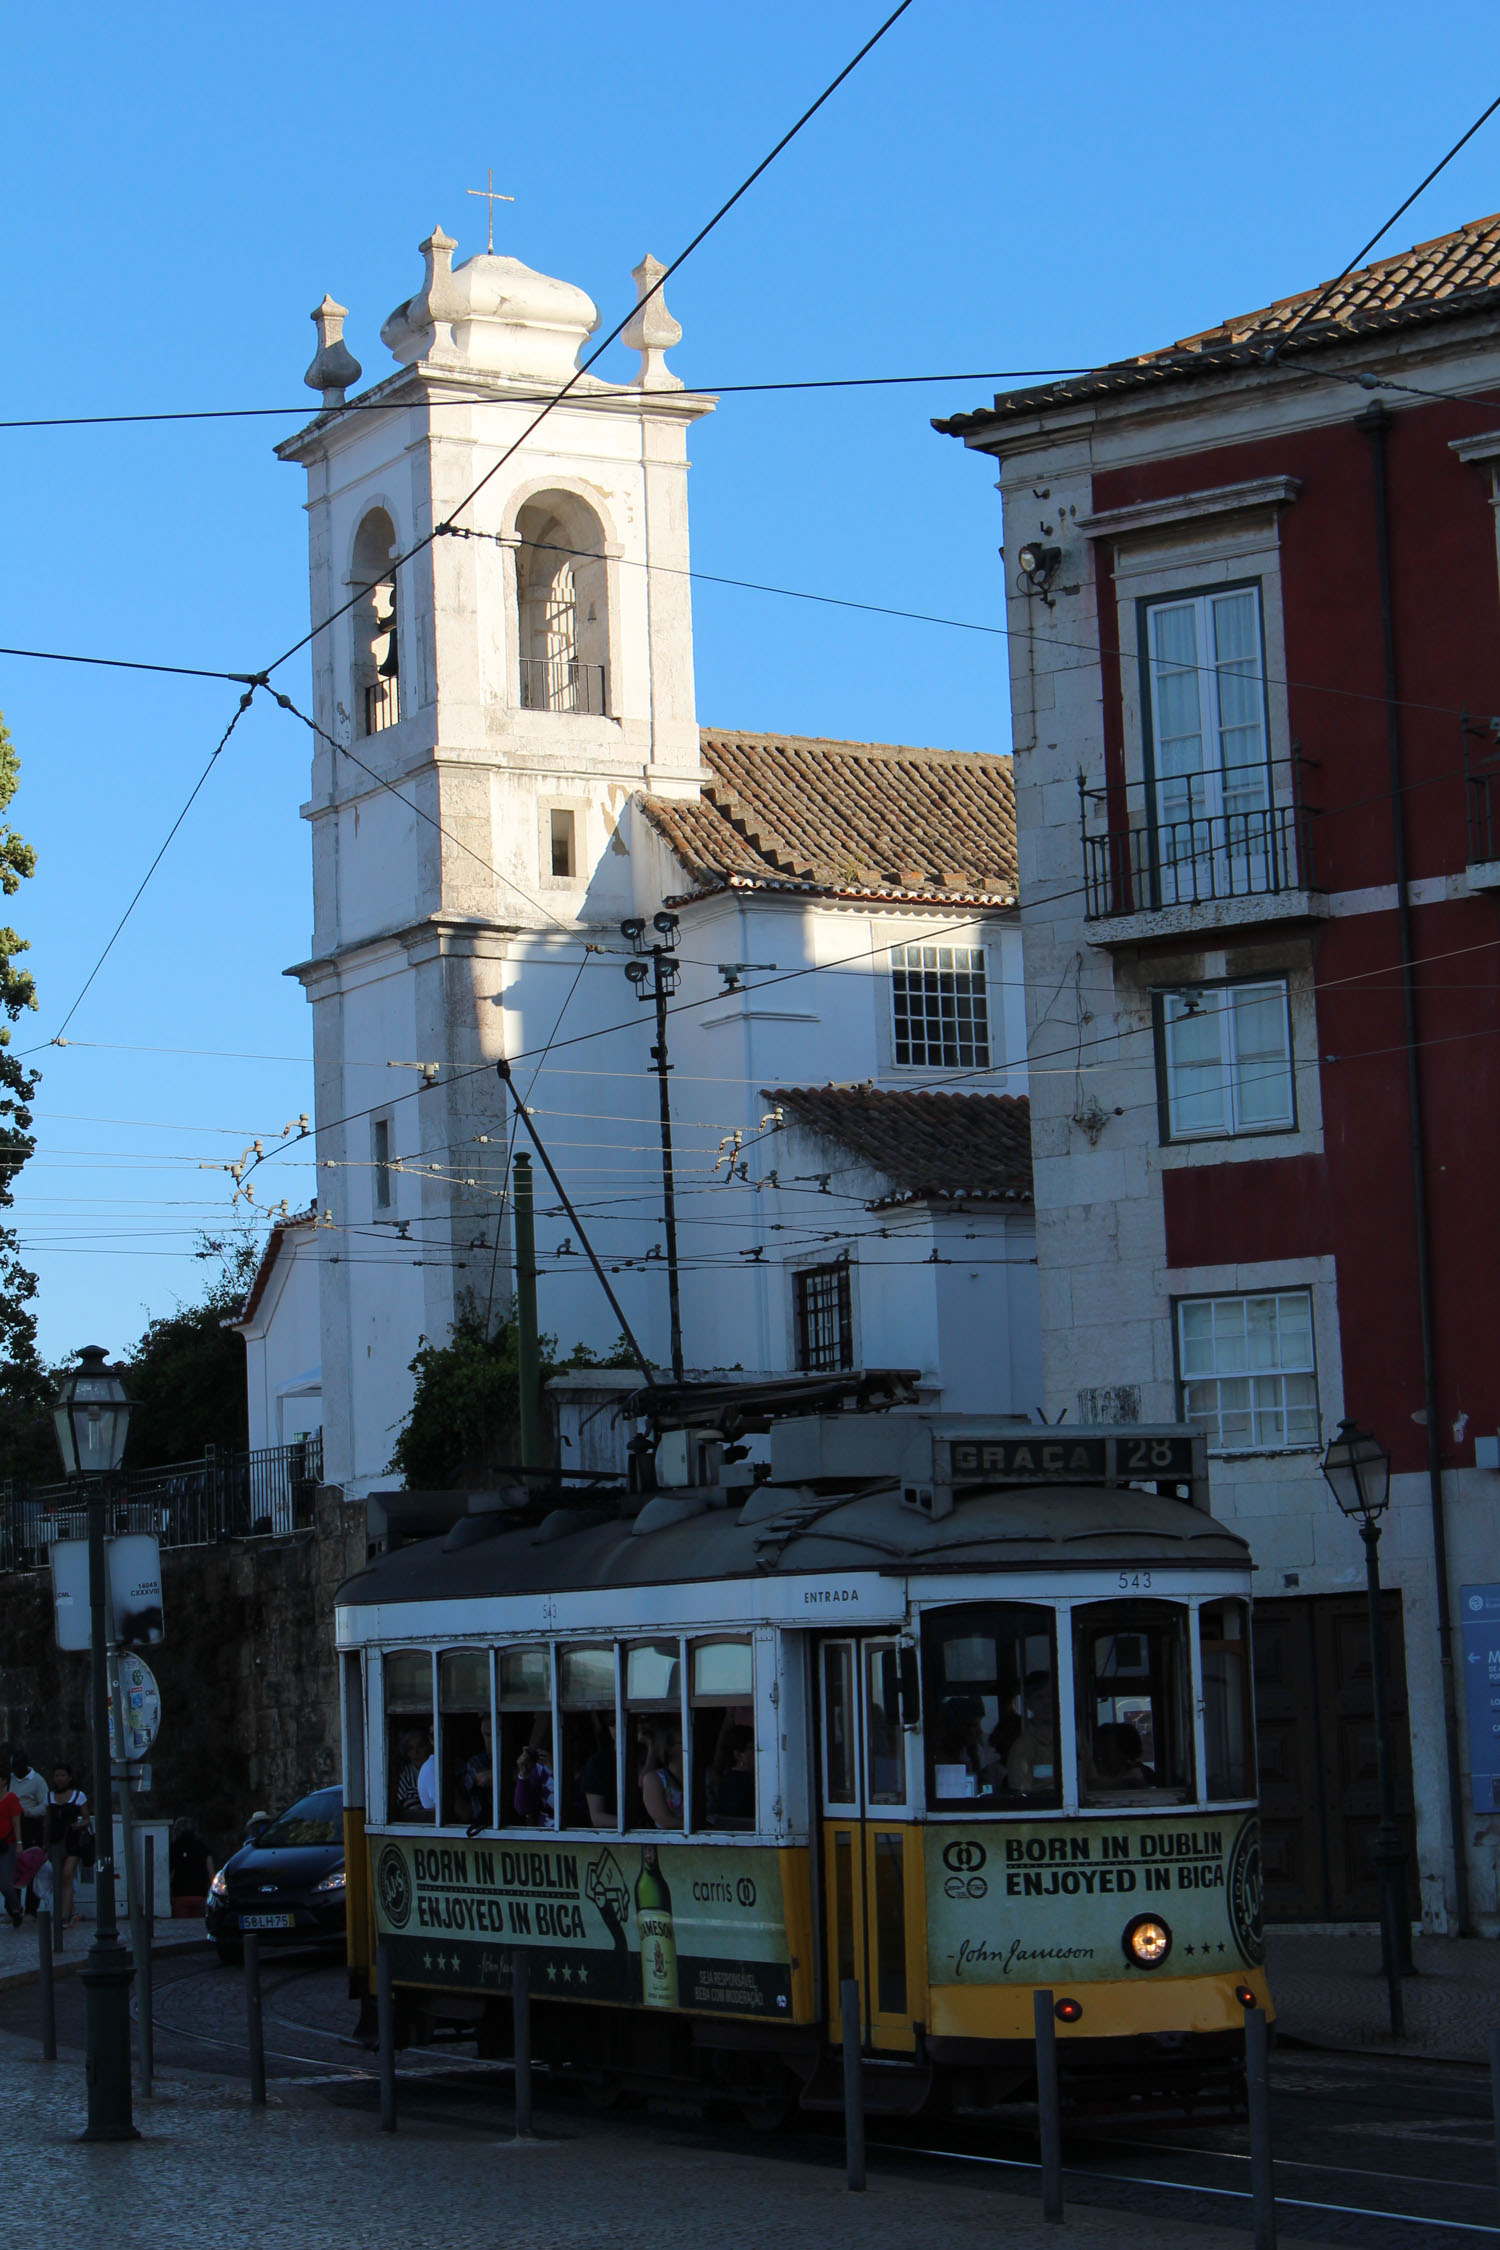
[635,1843,678,2009]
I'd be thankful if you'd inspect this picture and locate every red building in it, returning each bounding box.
[940,214,1500,1931]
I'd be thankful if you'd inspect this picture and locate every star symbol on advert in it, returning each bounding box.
[577,1965,588,1985]
[423,1952,433,1969]
[562,1963,574,1983]
[546,1963,557,1982]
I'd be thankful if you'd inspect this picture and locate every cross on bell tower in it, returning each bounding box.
[466,168,515,255]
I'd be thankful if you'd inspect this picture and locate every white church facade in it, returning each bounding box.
[244,224,1037,1495]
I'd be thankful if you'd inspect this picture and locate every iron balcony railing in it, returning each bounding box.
[1462,712,1500,865]
[1080,764,1317,921]
[519,656,607,717]
[0,1433,323,1575]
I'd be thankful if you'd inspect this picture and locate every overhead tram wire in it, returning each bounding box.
[0,369,1098,431]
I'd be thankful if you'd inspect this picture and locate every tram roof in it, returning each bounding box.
[336,1480,1248,1613]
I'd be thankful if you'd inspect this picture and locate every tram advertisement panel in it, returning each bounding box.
[926,1814,1264,1981]
[372,1833,793,2016]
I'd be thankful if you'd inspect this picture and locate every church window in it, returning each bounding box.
[550,808,576,880]
[515,495,608,716]
[372,1116,393,1211]
[891,943,990,1070]
[794,1260,854,1373]
[352,509,401,737]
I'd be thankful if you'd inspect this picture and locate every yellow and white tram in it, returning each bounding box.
[334,1400,1268,2119]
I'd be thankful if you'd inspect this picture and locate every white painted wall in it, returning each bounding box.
[232,1220,324,1453]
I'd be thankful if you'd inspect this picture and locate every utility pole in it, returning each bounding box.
[622,912,685,1383]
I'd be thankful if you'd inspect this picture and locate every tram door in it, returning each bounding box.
[818,1638,921,2052]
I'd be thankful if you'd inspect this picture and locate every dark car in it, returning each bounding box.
[205,1786,346,1965]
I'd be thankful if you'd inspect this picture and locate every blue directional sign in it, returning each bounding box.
[1461,1584,1500,1813]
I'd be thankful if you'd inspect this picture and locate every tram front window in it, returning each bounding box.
[626,1641,684,1830]
[865,1642,906,1805]
[382,1649,435,1824]
[499,1646,554,1829]
[921,1605,1059,1810]
[559,1645,617,1831]
[1200,1600,1254,1800]
[439,1648,492,1829]
[1074,1602,1194,1805]
[690,1639,755,1831]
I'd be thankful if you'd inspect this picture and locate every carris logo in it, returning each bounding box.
[942,1840,987,1874]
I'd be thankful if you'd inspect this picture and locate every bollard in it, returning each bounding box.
[377,1942,396,2133]
[1033,1989,1064,2224]
[244,1931,266,2108]
[1489,2027,1500,2228]
[50,1847,63,1955]
[137,1835,154,2099]
[37,1903,56,2062]
[513,1949,534,2140]
[840,1977,866,2192]
[1246,2005,1277,2250]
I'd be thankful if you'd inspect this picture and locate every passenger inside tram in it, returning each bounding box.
[513,1719,556,1828]
[640,1724,685,1829]
[1073,1603,1191,1805]
[1005,1671,1057,1798]
[462,1715,494,1831]
[708,1722,755,1826]
[923,1604,1060,1810]
[578,1713,618,1828]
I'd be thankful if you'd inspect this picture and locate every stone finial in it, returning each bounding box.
[622,253,683,390]
[303,295,362,409]
[412,225,464,337]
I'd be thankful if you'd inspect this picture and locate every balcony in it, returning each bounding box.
[0,1434,324,1574]
[1080,764,1325,947]
[520,657,608,717]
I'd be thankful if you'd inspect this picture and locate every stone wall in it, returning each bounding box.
[0,1485,364,1872]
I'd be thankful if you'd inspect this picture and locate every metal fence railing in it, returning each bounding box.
[0,1434,324,1575]
[519,656,607,717]
[1080,762,1317,921]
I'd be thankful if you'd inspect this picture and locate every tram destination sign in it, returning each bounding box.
[926,1813,1264,1983]
[372,1833,796,2018]
[942,1429,1201,1486]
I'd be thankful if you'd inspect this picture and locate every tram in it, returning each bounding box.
[333,1382,1268,2120]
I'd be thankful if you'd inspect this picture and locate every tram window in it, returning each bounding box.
[690,1639,755,1832]
[921,1605,1059,1811]
[439,1648,492,1829]
[865,1642,906,1806]
[1074,1603,1194,1805]
[626,1641,683,1830]
[383,1649,435,1824]
[498,1646,555,1830]
[1200,1601,1254,1801]
[823,1644,858,1808]
[872,1833,908,2014]
[559,1645,617,1831]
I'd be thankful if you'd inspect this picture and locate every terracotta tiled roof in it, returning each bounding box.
[640,730,1017,906]
[937,210,1500,435]
[764,1085,1032,1205]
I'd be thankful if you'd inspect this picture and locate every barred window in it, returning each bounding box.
[1178,1290,1319,1454]
[794,1261,853,1373]
[891,944,990,1070]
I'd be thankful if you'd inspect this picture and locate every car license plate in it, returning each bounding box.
[239,1911,294,1931]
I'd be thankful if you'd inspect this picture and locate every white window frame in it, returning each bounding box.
[1175,1288,1320,1456]
[1143,584,1271,828]
[890,941,991,1071]
[1159,978,1295,1142]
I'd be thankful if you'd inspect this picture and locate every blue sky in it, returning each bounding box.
[2,0,1499,1363]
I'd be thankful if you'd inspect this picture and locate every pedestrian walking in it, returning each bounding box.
[0,1766,23,1929]
[46,1763,90,1929]
[8,1750,48,1917]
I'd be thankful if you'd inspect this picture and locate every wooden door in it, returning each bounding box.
[1253,1593,1418,1921]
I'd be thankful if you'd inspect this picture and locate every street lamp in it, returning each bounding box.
[53,1345,137,2140]
[1320,1416,1412,2034]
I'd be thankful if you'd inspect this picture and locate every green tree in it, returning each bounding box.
[122,1230,258,1468]
[0,708,45,1485]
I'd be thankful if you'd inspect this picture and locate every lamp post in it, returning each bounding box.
[621,911,685,1383]
[53,1345,136,2140]
[1320,1416,1412,2035]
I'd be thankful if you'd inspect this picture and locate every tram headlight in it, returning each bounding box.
[1123,1913,1172,1969]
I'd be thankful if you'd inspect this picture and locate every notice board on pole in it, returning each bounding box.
[1461,1583,1500,1813]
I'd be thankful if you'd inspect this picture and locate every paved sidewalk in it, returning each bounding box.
[0,1911,206,1992]
[1268,1929,1500,2064]
[0,2030,1318,2250]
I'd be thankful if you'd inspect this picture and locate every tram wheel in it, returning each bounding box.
[738,2096,791,2134]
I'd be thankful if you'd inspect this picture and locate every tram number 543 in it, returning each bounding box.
[1116,1571,1152,1591]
